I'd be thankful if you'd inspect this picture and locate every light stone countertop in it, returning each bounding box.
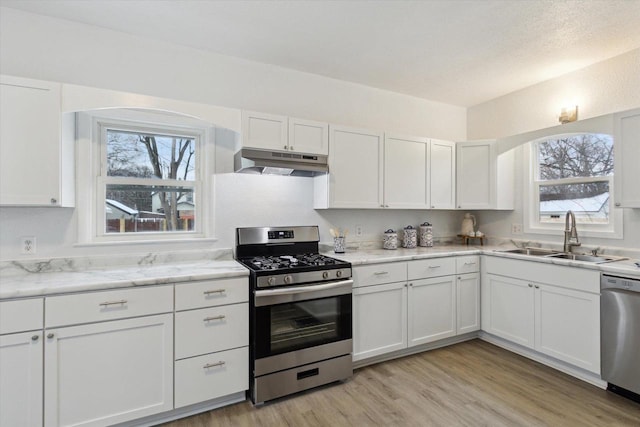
[0,250,249,299]
[325,244,640,279]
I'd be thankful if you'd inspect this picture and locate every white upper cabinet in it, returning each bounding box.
[241,110,328,155]
[613,108,640,208]
[456,140,514,210]
[288,117,329,155]
[0,75,74,207]
[429,139,456,209]
[315,124,384,208]
[384,134,429,209]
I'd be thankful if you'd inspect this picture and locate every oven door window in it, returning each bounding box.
[254,294,352,359]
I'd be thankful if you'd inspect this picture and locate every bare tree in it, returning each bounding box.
[538,134,613,201]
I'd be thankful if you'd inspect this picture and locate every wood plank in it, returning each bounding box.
[161,340,640,426]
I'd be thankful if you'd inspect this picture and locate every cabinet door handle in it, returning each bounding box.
[283,145,288,150]
[99,299,127,307]
[528,283,533,288]
[47,333,54,339]
[615,202,621,207]
[31,335,40,341]
[289,146,294,151]
[50,198,58,205]
[374,271,389,275]
[203,361,226,369]
[203,289,226,295]
[534,285,540,289]
[203,315,226,322]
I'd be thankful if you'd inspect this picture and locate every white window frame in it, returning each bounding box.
[76,109,216,245]
[523,133,623,239]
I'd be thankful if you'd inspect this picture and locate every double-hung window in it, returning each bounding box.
[526,132,622,238]
[77,110,213,244]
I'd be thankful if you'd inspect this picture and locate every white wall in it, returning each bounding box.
[0,8,466,260]
[468,50,640,251]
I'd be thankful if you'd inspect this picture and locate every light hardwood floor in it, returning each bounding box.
[162,340,640,426]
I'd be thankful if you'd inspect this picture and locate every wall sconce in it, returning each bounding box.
[559,106,578,124]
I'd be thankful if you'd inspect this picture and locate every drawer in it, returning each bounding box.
[45,286,173,327]
[175,346,248,408]
[456,255,480,274]
[175,277,248,311]
[408,257,456,280]
[0,298,43,334]
[352,262,407,288]
[175,303,248,359]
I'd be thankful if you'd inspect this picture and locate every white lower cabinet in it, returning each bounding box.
[353,281,407,361]
[485,264,600,374]
[0,331,43,427]
[353,256,479,363]
[408,277,456,346]
[175,347,249,408]
[44,314,174,427]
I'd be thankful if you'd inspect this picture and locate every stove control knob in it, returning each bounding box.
[284,275,292,284]
[267,277,276,286]
[322,272,329,279]
[336,270,343,278]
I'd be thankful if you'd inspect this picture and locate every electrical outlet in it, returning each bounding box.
[21,236,36,254]
[511,223,523,235]
[355,225,363,237]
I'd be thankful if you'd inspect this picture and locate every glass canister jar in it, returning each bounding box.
[403,225,417,249]
[383,229,398,250]
[419,222,433,247]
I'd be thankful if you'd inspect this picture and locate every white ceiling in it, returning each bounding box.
[2,0,640,107]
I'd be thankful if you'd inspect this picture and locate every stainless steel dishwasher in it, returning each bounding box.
[601,273,640,402]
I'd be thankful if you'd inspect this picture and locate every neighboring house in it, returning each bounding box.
[540,193,609,222]
[151,192,195,219]
[105,199,138,220]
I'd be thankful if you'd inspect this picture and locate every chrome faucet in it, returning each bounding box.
[563,210,581,253]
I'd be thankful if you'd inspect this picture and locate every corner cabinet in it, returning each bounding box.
[242,110,328,155]
[456,140,514,210]
[0,75,74,207]
[613,108,640,208]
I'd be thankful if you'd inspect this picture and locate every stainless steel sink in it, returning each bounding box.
[501,247,559,256]
[544,253,627,264]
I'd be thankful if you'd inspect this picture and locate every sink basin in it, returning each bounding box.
[545,253,627,264]
[501,247,559,256]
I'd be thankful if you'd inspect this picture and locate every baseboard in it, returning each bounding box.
[353,332,480,369]
[114,391,247,427]
[479,332,606,389]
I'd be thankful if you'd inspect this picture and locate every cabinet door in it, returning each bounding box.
[614,108,640,207]
[535,284,600,374]
[0,76,63,206]
[44,314,173,427]
[288,117,329,155]
[408,276,456,346]
[327,125,384,208]
[456,141,494,209]
[457,273,480,334]
[353,282,407,361]
[486,274,534,348]
[383,134,429,209]
[0,331,43,427]
[429,139,456,209]
[241,110,288,151]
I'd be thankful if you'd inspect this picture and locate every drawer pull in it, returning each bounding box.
[464,262,477,265]
[203,315,226,322]
[428,265,441,269]
[203,289,226,295]
[374,271,389,275]
[99,299,127,307]
[203,361,226,369]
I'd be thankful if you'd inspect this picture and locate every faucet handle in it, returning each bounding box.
[591,247,600,256]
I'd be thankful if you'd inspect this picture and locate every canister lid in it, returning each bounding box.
[385,229,396,234]
[421,222,432,226]
[404,225,414,230]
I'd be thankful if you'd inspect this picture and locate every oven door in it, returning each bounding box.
[253,279,352,363]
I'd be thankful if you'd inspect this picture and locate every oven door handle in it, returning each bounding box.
[254,279,353,307]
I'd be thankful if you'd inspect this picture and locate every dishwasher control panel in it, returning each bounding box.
[601,274,640,292]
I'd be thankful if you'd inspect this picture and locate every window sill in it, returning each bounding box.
[74,237,218,248]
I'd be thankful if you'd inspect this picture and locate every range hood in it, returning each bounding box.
[234,148,328,177]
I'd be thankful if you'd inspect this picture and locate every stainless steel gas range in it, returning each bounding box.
[235,226,353,404]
